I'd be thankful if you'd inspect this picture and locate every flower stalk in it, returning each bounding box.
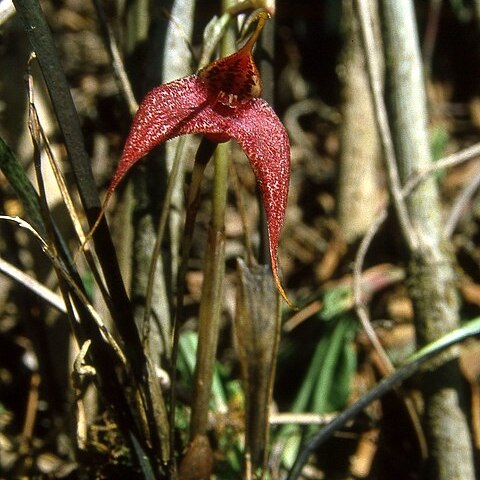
[186,2,234,467]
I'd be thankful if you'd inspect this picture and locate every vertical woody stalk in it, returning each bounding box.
[378,1,474,478]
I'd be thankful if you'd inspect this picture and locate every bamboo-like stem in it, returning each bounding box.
[162,0,196,319]
[377,1,475,478]
[131,0,195,367]
[355,0,418,250]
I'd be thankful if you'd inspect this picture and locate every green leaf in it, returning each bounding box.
[0,137,46,238]
[276,316,357,469]
[311,315,355,413]
[320,285,353,321]
[178,331,228,412]
[324,319,357,411]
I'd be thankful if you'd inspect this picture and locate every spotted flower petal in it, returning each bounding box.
[107,75,210,194]
[103,12,293,306]
[223,99,291,306]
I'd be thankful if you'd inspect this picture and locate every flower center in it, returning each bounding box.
[198,11,269,108]
[198,52,262,107]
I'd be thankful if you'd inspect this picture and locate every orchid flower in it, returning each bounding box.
[102,11,292,307]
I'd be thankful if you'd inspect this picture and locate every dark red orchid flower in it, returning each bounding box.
[103,11,292,307]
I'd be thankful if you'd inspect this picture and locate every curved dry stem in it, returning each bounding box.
[444,167,480,238]
[352,208,393,373]
[402,141,480,196]
[0,256,66,313]
[77,192,113,258]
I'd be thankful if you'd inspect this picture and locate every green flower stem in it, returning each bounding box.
[169,137,217,465]
[188,0,235,443]
[189,142,230,440]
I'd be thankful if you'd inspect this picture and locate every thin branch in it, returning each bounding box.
[402,141,480,195]
[349,141,480,347]
[92,0,138,115]
[352,208,393,374]
[269,412,337,426]
[444,167,480,238]
[0,256,66,313]
[142,136,185,350]
[19,372,41,456]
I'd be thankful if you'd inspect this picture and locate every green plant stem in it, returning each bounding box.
[169,138,217,467]
[311,317,354,413]
[189,141,229,440]
[187,0,234,443]
[182,0,233,447]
